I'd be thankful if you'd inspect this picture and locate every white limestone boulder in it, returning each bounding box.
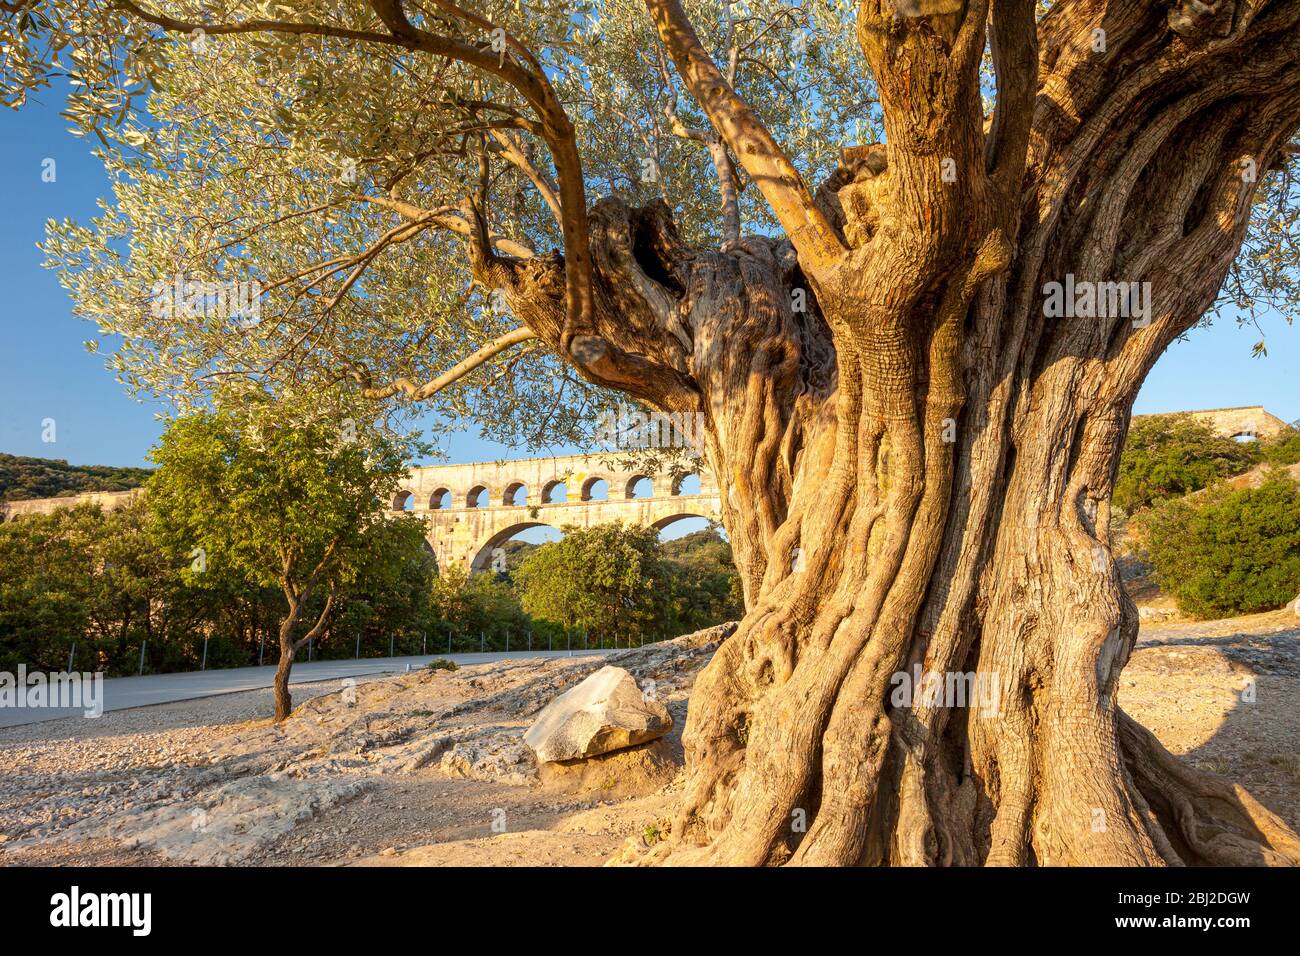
[524,665,672,763]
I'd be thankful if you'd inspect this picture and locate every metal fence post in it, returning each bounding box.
[390,634,394,658]
[201,636,209,671]
[68,642,75,672]
[138,640,146,676]
[259,633,265,666]
[480,631,485,652]
[355,634,361,659]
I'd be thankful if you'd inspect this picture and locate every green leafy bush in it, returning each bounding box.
[1137,471,1300,618]
[1261,428,1300,466]
[1115,416,1260,514]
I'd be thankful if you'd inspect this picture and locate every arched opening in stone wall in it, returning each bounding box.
[392,490,415,512]
[503,481,528,506]
[581,476,609,501]
[429,488,452,509]
[470,522,563,573]
[652,512,715,541]
[467,485,489,508]
[542,479,567,503]
[626,475,654,499]
[671,472,701,495]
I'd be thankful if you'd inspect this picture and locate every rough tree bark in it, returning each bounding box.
[477,0,1300,865]
[272,584,336,723]
[110,0,1300,862]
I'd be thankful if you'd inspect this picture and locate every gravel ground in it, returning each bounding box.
[0,617,1294,866]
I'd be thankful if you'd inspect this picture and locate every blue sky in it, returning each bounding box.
[3,92,1297,473]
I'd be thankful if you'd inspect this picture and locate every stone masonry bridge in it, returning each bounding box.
[391,451,720,572]
[0,452,721,573]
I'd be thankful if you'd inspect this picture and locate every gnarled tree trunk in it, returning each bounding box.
[77,0,1300,865]
[474,0,1300,865]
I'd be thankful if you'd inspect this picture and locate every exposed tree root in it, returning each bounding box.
[1119,712,1300,867]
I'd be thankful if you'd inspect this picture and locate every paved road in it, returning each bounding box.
[0,648,617,729]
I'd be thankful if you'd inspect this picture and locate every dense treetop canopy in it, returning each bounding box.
[6,1,1292,450]
[7,0,872,446]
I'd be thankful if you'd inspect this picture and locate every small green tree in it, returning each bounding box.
[147,398,417,720]
[428,563,529,650]
[1138,471,1300,619]
[1115,415,1261,514]
[513,524,679,645]
[661,525,744,630]
[330,517,437,658]
[0,507,94,673]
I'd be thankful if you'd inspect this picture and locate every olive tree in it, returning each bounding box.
[147,397,417,720]
[7,0,1300,864]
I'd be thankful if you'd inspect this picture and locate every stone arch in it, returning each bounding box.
[503,481,528,506]
[469,521,561,573]
[429,488,452,509]
[625,475,654,499]
[671,471,702,495]
[581,475,610,501]
[466,485,489,508]
[650,511,713,534]
[392,490,415,511]
[541,478,567,503]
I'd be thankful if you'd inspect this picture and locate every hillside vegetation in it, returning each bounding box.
[0,453,152,502]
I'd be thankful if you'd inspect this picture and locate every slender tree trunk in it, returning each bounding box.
[272,588,336,723]
[272,600,301,723]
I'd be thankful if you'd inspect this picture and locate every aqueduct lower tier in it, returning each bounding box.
[0,452,721,574]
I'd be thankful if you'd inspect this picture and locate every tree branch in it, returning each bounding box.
[489,128,563,226]
[645,0,845,275]
[292,592,336,653]
[356,194,535,259]
[356,326,538,401]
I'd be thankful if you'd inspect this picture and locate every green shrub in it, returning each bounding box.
[1138,471,1300,618]
[1261,428,1300,466]
[1115,415,1260,513]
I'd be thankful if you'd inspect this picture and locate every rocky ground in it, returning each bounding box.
[0,616,1295,867]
